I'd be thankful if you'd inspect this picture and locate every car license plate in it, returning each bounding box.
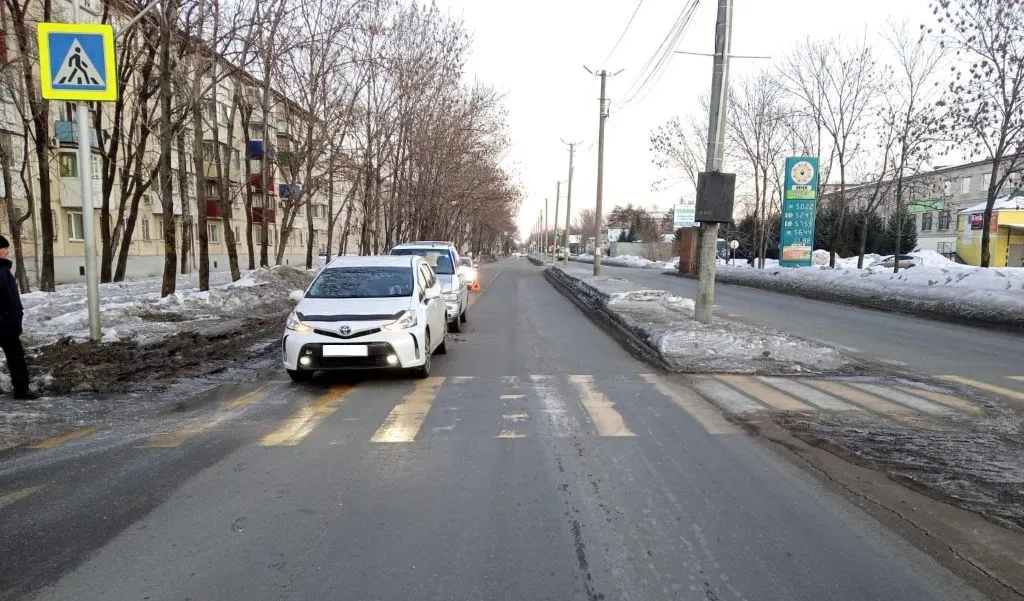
[322,345,369,357]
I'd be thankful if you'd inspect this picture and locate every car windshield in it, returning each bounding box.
[305,266,413,299]
[391,248,455,275]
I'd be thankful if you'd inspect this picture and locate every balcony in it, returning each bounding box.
[251,207,275,223]
[278,151,296,167]
[246,139,264,159]
[206,199,232,218]
[279,183,301,199]
[54,120,101,148]
[249,173,275,191]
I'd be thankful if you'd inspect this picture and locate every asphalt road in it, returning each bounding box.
[594,262,1024,396]
[0,259,985,601]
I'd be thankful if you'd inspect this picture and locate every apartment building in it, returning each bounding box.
[827,158,1021,264]
[0,0,358,285]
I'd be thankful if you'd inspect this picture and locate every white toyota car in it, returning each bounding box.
[282,255,448,381]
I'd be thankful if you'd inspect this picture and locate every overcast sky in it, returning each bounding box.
[431,0,935,237]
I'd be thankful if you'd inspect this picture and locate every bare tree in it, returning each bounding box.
[781,37,881,266]
[930,0,1024,267]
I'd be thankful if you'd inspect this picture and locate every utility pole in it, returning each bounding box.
[584,67,621,275]
[694,0,733,324]
[561,140,579,261]
[544,198,549,261]
[553,181,561,259]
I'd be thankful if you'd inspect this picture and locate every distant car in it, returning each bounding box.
[870,254,918,269]
[282,255,447,382]
[458,256,478,286]
[390,241,469,332]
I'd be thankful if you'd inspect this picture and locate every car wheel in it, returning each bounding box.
[449,314,462,333]
[411,333,431,378]
[288,369,313,383]
[460,308,467,323]
[436,330,448,354]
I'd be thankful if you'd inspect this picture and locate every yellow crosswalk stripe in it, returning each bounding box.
[568,375,635,437]
[26,425,102,449]
[896,386,982,414]
[801,380,913,415]
[940,375,1024,403]
[640,373,737,435]
[149,385,271,448]
[715,375,812,412]
[259,384,354,446]
[370,377,445,443]
[1008,376,1024,382]
[0,484,47,510]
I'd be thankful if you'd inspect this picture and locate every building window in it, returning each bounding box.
[142,219,151,240]
[156,219,163,239]
[202,141,217,163]
[978,172,990,192]
[921,212,933,231]
[960,177,971,194]
[235,226,240,241]
[58,153,77,177]
[209,224,219,243]
[51,210,58,240]
[231,149,240,169]
[66,211,85,241]
[206,180,220,199]
[938,210,951,231]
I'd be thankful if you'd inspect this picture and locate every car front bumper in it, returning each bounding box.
[282,327,427,371]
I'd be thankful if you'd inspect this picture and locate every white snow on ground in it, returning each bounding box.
[19,267,313,348]
[551,264,860,374]
[574,253,679,270]
[715,251,1024,325]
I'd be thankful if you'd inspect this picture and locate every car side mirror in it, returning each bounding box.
[288,290,304,303]
[424,287,441,301]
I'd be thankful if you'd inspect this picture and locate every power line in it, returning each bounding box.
[601,0,644,68]
[619,0,701,108]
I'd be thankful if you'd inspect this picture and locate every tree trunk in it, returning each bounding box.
[0,151,30,292]
[192,108,210,290]
[305,200,314,269]
[158,4,177,297]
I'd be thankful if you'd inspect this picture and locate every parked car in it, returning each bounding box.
[282,255,447,382]
[458,256,478,287]
[870,254,918,269]
[389,241,469,332]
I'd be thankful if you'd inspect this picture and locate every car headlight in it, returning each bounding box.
[286,311,312,333]
[467,268,478,281]
[384,310,418,331]
[443,291,459,302]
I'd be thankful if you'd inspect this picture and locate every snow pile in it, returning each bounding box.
[547,264,863,375]
[713,255,1024,327]
[573,253,677,270]
[20,266,315,348]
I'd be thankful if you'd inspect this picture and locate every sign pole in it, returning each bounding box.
[66,0,102,341]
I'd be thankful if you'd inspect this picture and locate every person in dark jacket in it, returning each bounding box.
[0,235,36,399]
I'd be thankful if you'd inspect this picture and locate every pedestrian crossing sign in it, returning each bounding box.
[37,22,118,102]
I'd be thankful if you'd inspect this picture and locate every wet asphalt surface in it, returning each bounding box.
[0,259,986,601]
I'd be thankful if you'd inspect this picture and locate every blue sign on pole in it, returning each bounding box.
[779,156,819,267]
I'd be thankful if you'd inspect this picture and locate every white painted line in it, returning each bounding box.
[758,378,860,412]
[692,378,766,413]
[849,383,950,415]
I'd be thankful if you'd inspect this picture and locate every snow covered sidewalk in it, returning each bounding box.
[546,264,866,375]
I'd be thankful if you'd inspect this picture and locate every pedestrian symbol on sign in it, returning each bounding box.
[54,40,105,87]
[36,22,118,101]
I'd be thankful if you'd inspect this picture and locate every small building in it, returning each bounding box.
[956,194,1024,267]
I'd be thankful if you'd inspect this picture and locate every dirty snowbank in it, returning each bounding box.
[712,254,1024,327]
[546,264,866,375]
[573,253,678,270]
[6,266,314,395]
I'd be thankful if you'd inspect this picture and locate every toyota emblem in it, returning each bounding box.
[339,325,351,336]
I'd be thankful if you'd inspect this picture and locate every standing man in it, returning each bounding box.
[0,235,36,399]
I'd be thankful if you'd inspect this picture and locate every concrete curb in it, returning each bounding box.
[543,267,671,371]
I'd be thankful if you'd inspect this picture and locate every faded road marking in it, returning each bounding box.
[716,375,812,412]
[0,484,46,510]
[640,373,737,435]
[498,412,529,438]
[897,386,981,414]
[26,425,102,449]
[370,377,445,443]
[942,375,1024,403]
[148,385,270,448]
[259,384,354,446]
[569,375,635,437]
[759,378,859,412]
[801,380,912,415]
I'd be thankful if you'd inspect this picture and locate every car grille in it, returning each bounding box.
[297,341,397,370]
